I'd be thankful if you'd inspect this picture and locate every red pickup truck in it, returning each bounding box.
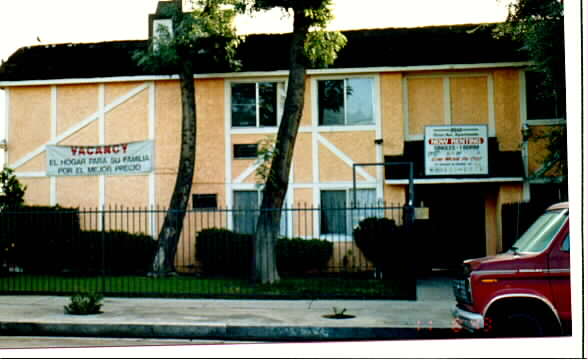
[453,202,570,337]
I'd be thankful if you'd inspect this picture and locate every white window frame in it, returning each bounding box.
[314,76,377,129]
[229,80,286,130]
[318,187,380,240]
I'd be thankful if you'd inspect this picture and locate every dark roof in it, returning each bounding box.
[0,23,527,82]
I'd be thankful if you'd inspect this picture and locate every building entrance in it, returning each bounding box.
[413,184,486,273]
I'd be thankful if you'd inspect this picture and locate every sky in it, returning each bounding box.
[0,0,515,164]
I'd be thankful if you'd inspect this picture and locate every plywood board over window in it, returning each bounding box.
[406,77,444,138]
[450,76,488,125]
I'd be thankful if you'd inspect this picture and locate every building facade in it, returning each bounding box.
[0,16,566,271]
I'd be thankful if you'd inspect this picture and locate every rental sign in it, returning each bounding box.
[425,125,488,176]
[46,140,154,177]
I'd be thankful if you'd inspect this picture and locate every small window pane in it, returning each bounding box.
[318,80,345,125]
[259,82,278,127]
[231,83,256,127]
[233,191,258,234]
[346,78,374,125]
[320,190,347,234]
[561,234,569,252]
[233,144,258,159]
[193,194,217,209]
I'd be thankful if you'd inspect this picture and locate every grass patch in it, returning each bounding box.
[0,274,415,299]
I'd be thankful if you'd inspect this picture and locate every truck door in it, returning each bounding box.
[547,224,571,328]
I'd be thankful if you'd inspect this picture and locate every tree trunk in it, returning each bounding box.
[252,9,312,284]
[151,61,197,276]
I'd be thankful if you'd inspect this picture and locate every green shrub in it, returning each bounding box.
[276,237,333,274]
[353,217,405,271]
[64,292,103,315]
[71,231,157,275]
[195,229,334,276]
[0,206,81,274]
[195,228,253,277]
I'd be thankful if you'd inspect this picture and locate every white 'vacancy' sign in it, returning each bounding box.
[425,125,488,176]
[46,140,154,177]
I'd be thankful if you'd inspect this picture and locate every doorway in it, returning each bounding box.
[413,184,487,272]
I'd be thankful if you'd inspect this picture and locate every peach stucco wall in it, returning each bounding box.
[450,76,488,125]
[380,73,404,156]
[494,69,522,151]
[406,77,444,136]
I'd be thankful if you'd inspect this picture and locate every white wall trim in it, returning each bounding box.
[14,171,47,178]
[0,62,533,88]
[148,81,156,210]
[487,73,496,137]
[4,89,10,163]
[520,70,531,201]
[385,177,524,185]
[443,77,452,124]
[224,79,234,215]
[234,161,260,184]
[8,83,148,170]
[526,119,566,126]
[98,84,106,210]
[49,86,57,206]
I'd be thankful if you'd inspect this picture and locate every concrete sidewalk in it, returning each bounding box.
[0,277,459,341]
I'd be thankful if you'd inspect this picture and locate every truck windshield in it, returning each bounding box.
[510,209,568,253]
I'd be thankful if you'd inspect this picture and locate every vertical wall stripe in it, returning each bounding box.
[519,70,531,201]
[98,84,106,218]
[224,80,234,228]
[148,81,157,236]
[487,74,496,137]
[374,75,384,201]
[4,89,9,165]
[443,77,452,124]
[50,86,57,206]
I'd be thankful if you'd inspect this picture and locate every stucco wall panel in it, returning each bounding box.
[9,87,51,164]
[105,175,149,208]
[17,153,45,173]
[195,79,225,186]
[293,133,312,183]
[450,76,488,125]
[56,177,99,208]
[59,121,99,146]
[105,82,142,105]
[57,84,98,135]
[407,77,444,137]
[105,90,148,144]
[155,81,181,174]
[300,78,312,127]
[380,73,403,155]
[320,132,376,181]
[21,178,50,205]
[494,70,521,151]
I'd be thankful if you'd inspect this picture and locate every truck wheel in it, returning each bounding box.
[489,311,556,337]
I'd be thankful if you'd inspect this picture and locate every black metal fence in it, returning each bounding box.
[0,204,416,299]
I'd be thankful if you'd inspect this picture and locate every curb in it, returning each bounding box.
[0,322,460,341]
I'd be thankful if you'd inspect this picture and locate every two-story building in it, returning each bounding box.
[0,5,566,271]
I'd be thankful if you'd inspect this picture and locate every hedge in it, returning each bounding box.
[195,228,333,277]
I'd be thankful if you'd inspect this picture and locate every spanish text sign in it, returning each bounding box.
[46,140,154,177]
[425,125,488,176]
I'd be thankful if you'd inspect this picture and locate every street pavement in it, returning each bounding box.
[0,276,461,344]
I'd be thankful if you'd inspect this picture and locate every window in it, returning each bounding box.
[233,144,258,159]
[561,234,570,252]
[233,190,288,235]
[318,78,374,126]
[320,189,378,235]
[231,82,285,127]
[525,71,565,121]
[193,194,217,209]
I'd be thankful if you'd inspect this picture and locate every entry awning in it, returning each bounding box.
[384,139,525,183]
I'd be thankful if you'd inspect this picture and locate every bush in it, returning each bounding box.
[353,217,400,268]
[0,206,81,273]
[195,229,334,277]
[276,237,333,274]
[64,292,103,315]
[195,228,253,277]
[71,231,157,275]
